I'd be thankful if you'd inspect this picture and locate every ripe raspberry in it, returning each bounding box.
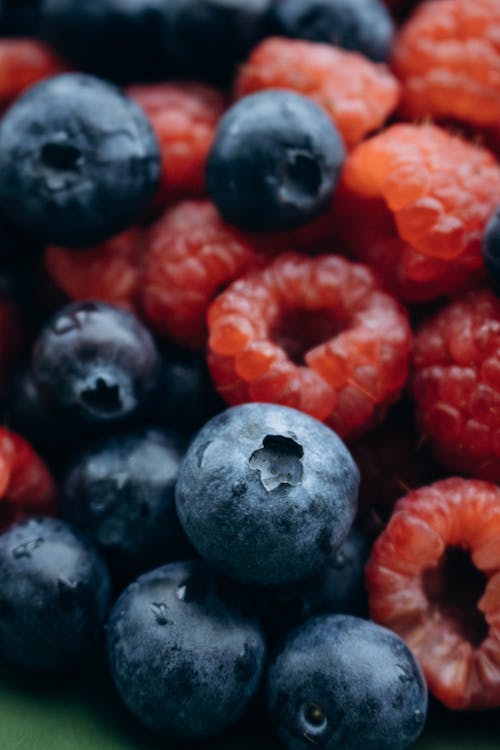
[334,124,500,302]
[0,39,67,110]
[140,201,264,350]
[412,288,500,482]
[0,428,57,532]
[234,37,400,149]
[393,0,500,129]
[44,228,145,314]
[207,253,412,441]
[366,477,500,710]
[128,83,227,205]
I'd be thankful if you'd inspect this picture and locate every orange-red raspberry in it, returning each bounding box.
[128,83,227,205]
[140,201,265,350]
[334,123,500,302]
[234,37,400,149]
[393,0,500,129]
[44,228,145,315]
[0,39,67,110]
[366,478,500,710]
[207,253,412,441]
[412,288,500,482]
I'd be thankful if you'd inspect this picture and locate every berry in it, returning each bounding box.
[128,82,227,205]
[62,428,190,576]
[272,0,395,63]
[234,37,400,149]
[0,73,160,246]
[366,478,500,710]
[412,288,500,482]
[0,517,111,673]
[0,427,57,532]
[207,91,345,232]
[207,253,412,441]
[0,39,66,111]
[334,124,500,302]
[107,560,266,740]
[483,205,500,294]
[45,227,145,314]
[175,403,359,586]
[140,200,263,350]
[392,0,500,129]
[267,614,427,750]
[32,301,160,431]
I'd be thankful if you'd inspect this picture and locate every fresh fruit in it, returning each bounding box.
[0,39,66,110]
[0,73,160,246]
[267,614,427,750]
[0,517,111,673]
[366,478,500,710]
[206,90,345,232]
[234,37,400,149]
[483,205,500,294]
[334,123,500,301]
[175,403,359,586]
[107,560,266,740]
[207,253,412,440]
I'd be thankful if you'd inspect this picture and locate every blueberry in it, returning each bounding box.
[267,615,428,750]
[41,0,170,82]
[175,403,359,586]
[32,301,160,431]
[0,73,160,246]
[160,346,224,434]
[107,560,266,740]
[272,0,395,62]
[206,91,345,231]
[0,517,111,673]
[62,428,191,576]
[483,206,500,295]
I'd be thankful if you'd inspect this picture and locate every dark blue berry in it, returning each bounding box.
[175,403,359,586]
[107,560,266,740]
[41,0,170,82]
[272,0,395,62]
[0,73,160,246]
[0,517,111,673]
[62,428,191,576]
[206,90,345,232]
[483,206,500,295]
[267,615,428,750]
[32,301,160,431]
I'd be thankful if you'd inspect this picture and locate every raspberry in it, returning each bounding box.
[128,83,227,205]
[140,201,264,350]
[392,0,500,129]
[44,228,145,314]
[412,288,500,482]
[0,39,67,111]
[0,428,57,532]
[207,253,412,441]
[334,124,500,301]
[366,477,500,710]
[234,37,400,149]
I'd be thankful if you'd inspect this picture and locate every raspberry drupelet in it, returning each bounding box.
[412,288,500,482]
[334,123,500,302]
[392,0,500,130]
[234,37,400,149]
[366,478,500,711]
[0,39,67,111]
[207,253,412,441]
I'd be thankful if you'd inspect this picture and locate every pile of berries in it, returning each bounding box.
[1,0,500,748]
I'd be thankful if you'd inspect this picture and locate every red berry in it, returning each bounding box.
[393,0,500,129]
[366,477,500,710]
[234,37,400,149]
[207,253,412,441]
[334,123,500,301]
[0,428,57,532]
[128,82,227,206]
[412,288,500,482]
[140,201,264,350]
[0,39,67,110]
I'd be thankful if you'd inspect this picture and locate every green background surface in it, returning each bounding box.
[0,664,499,750]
